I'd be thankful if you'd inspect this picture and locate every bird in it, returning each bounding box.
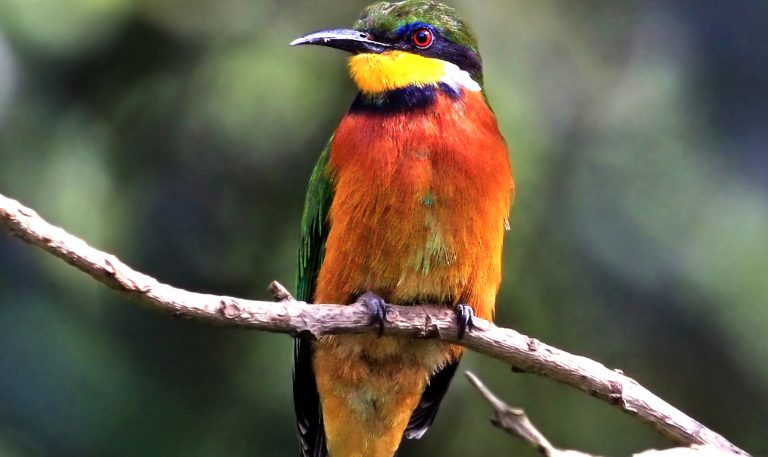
[291,1,514,456]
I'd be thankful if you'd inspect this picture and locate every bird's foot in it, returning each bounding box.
[357,292,388,336]
[455,304,474,340]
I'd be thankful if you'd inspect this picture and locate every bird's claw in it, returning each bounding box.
[358,292,387,337]
[455,304,474,339]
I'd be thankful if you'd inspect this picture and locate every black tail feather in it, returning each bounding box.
[404,359,460,440]
[293,336,328,457]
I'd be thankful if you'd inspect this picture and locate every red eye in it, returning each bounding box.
[412,28,434,48]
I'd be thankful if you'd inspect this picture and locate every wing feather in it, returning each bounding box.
[293,141,335,457]
[404,360,460,439]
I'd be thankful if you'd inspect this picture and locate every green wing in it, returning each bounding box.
[294,139,335,457]
[296,139,335,303]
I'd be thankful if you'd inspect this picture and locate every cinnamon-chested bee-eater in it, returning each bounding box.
[291,1,513,456]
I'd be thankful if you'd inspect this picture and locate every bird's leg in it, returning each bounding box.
[357,292,388,336]
[454,304,474,339]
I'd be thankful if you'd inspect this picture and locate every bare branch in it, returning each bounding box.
[0,193,751,456]
[466,371,592,457]
[466,372,743,457]
[635,447,744,457]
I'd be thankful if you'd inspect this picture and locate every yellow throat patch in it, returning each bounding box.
[348,51,446,94]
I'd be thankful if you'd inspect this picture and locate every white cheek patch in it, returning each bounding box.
[440,61,482,93]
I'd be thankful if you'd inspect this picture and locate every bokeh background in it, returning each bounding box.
[0,0,766,455]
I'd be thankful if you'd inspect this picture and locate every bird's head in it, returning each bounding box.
[291,0,483,95]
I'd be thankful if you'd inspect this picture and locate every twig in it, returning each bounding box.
[466,371,593,457]
[466,372,742,457]
[0,192,751,456]
[635,447,744,457]
[269,281,296,302]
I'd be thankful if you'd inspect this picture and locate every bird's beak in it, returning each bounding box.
[290,28,390,54]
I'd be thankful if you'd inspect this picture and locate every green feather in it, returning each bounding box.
[296,138,335,303]
[354,1,479,55]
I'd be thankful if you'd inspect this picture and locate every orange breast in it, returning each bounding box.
[315,90,513,321]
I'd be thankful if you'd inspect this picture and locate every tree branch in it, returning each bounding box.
[466,372,736,457]
[0,193,750,456]
[466,371,583,457]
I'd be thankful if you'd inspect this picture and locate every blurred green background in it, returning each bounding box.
[0,0,766,456]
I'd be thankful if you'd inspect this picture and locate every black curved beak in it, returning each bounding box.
[290,28,390,54]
